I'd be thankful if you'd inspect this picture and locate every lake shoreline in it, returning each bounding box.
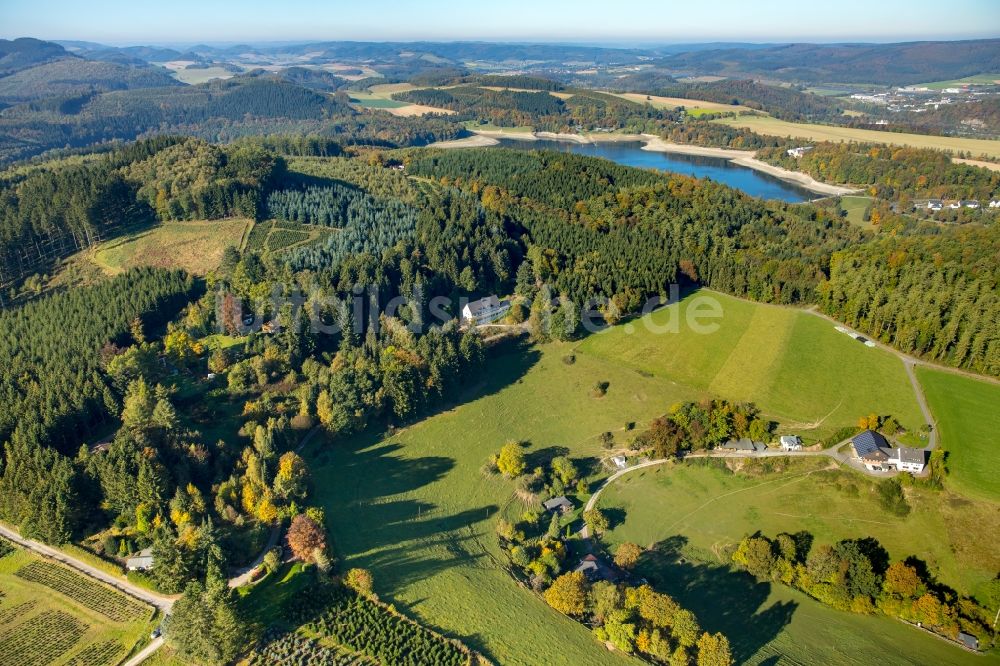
[429,130,858,197]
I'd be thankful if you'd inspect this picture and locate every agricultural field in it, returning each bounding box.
[576,290,924,443]
[0,543,155,666]
[308,340,704,665]
[716,115,1000,159]
[839,195,874,227]
[917,367,1000,502]
[612,92,749,115]
[88,218,251,276]
[597,461,1000,665]
[244,220,336,254]
[349,83,453,116]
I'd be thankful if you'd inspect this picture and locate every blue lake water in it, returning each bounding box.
[495,139,814,203]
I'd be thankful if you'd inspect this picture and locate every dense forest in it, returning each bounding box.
[406,148,862,306]
[820,224,1000,376]
[393,85,680,133]
[758,142,1000,203]
[0,268,194,542]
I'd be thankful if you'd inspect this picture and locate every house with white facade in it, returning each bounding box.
[461,295,510,325]
[851,430,926,473]
[779,435,803,451]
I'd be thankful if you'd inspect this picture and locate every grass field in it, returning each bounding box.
[90,218,250,276]
[0,544,155,666]
[917,367,1000,502]
[716,115,1000,159]
[576,291,924,442]
[348,91,409,109]
[839,195,874,227]
[598,461,1000,665]
[307,340,703,666]
[918,74,1000,89]
[612,92,749,114]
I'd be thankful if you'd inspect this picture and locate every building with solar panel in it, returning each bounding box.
[851,430,926,474]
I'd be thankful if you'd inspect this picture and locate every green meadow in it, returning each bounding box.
[917,367,1000,501]
[307,341,699,665]
[577,291,923,442]
[598,461,999,665]
[303,291,994,665]
[839,195,874,228]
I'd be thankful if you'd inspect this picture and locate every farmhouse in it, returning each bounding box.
[573,554,623,582]
[851,431,926,473]
[886,446,926,474]
[852,430,891,470]
[786,146,813,158]
[126,547,154,571]
[610,455,628,469]
[542,496,573,514]
[461,295,510,325]
[779,435,802,451]
[926,199,943,211]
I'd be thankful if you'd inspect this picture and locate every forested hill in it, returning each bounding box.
[0,71,462,165]
[662,38,1000,85]
[0,137,284,289]
[406,147,999,375]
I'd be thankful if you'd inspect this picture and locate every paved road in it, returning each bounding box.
[0,523,174,613]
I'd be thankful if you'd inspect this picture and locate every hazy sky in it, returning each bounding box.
[2,0,998,44]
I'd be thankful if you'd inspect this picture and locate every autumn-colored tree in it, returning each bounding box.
[273,451,309,501]
[496,441,526,478]
[344,568,374,596]
[583,508,609,535]
[286,514,327,562]
[614,542,643,570]
[912,593,943,627]
[544,571,589,616]
[696,631,733,666]
[883,561,923,599]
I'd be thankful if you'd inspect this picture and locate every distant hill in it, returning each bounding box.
[0,37,70,76]
[664,39,1000,85]
[0,57,181,104]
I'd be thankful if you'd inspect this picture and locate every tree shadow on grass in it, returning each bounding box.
[637,537,797,664]
[526,445,570,470]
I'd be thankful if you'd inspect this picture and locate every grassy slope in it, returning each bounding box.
[0,547,155,666]
[917,367,1000,501]
[308,342,700,666]
[839,195,874,228]
[91,218,250,276]
[599,462,1000,665]
[716,115,1000,159]
[576,291,923,442]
